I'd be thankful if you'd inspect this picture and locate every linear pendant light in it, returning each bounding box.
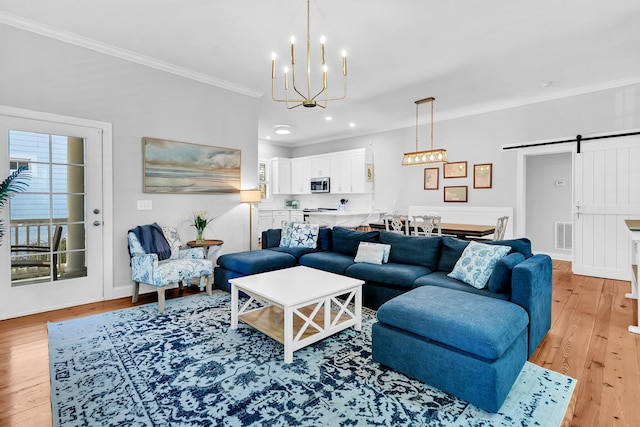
[402,97,448,166]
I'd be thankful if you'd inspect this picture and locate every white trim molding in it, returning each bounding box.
[0,104,115,302]
[0,11,263,99]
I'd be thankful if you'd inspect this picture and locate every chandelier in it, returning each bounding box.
[402,97,448,166]
[271,0,347,109]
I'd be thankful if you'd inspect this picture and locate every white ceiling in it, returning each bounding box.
[1,0,639,146]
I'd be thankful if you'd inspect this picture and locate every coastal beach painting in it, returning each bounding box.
[143,137,241,193]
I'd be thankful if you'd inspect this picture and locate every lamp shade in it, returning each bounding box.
[240,189,262,203]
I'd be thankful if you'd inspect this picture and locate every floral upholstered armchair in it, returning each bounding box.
[127,224,213,313]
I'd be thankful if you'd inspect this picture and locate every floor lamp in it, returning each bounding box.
[240,189,262,250]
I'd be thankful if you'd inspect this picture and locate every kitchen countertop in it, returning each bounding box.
[306,210,370,216]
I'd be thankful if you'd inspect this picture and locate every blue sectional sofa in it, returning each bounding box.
[213,226,552,359]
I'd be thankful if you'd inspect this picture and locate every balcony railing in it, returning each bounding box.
[10,218,66,282]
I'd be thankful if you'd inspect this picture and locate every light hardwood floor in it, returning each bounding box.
[1,261,639,426]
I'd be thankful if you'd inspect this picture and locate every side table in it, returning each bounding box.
[186,239,224,291]
[186,239,224,259]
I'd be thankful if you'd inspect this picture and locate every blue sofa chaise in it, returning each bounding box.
[214,226,551,411]
[213,226,552,359]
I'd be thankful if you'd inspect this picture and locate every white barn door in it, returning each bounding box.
[573,134,640,280]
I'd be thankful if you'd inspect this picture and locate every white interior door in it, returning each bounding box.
[0,114,104,318]
[573,134,640,280]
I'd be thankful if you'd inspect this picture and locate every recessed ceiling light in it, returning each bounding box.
[540,81,553,88]
[325,116,333,121]
[349,123,356,128]
[274,125,291,135]
[265,136,271,140]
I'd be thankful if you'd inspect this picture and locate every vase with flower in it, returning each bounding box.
[189,209,214,244]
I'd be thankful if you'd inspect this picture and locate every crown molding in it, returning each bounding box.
[0,11,263,99]
[437,75,640,123]
[289,75,640,147]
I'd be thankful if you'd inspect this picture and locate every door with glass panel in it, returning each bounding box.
[0,115,103,318]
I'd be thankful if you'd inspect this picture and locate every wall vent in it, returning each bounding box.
[555,222,572,250]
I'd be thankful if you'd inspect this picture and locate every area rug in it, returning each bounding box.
[49,291,575,426]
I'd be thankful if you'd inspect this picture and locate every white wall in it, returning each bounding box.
[288,83,640,238]
[526,153,572,255]
[0,24,260,298]
[258,142,292,159]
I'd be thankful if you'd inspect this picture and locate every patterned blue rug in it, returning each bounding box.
[49,291,575,426]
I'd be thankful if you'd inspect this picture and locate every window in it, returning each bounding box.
[9,159,30,171]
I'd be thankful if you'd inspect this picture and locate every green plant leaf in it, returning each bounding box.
[0,166,30,245]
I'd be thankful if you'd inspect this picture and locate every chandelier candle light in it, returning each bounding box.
[271,0,347,109]
[402,97,448,166]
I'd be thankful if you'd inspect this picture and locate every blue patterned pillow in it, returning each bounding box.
[279,222,294,247]
[447,241,510,289]
[288,223,320,248]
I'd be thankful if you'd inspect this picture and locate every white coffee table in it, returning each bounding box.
[229,266,364,363]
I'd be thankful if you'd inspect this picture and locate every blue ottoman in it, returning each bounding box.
[214,250,297,292]
[372,286,528,413]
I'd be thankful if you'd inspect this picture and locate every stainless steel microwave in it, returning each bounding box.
[310,177,330,193]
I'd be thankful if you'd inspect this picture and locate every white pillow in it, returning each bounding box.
[447,241,510,289]
[288,223,320,248]
[354,242,390,265]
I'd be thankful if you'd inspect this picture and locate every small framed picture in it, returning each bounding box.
[444,186,468,202]
[424,167,439,190]
[443,161,467,178]
[366,164,374,182]
[474,163,493,189]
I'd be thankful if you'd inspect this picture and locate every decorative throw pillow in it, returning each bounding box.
[354,242,391,265]
[288,223,320,248]
[447,241,511,289]
[279,222,294,247]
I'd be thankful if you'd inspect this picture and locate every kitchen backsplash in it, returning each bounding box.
[259,193,374,211]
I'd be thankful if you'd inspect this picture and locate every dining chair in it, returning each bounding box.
[383,214,408,235]
[494,216,509,240]
[412,215,442,237]
[357,209,382,231]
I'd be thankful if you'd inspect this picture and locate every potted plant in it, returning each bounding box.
[0,166,29,245]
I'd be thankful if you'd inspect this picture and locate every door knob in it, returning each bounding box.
[93,208,100,214]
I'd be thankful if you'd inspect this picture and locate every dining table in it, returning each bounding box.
[368,221,496,240]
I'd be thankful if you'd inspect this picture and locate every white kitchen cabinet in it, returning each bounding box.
[271,158,291,195]
[272,210,290,229]
[258,210,292,243]
[329,150,370,194]
[291,158,311,194]
[290,210,304,222]
[257,212,274,243]
[330,154,351,193]
[350,151,366,193]
[311,156,331,178]
[269,149,370,196]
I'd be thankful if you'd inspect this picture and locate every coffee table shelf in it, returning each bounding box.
[230,266,363,363]
[239,303,353,345]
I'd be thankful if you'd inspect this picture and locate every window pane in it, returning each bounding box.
[9,130,50,162]
[10,194,51,222]
[20,163,50,193]
[51,164,85,193]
